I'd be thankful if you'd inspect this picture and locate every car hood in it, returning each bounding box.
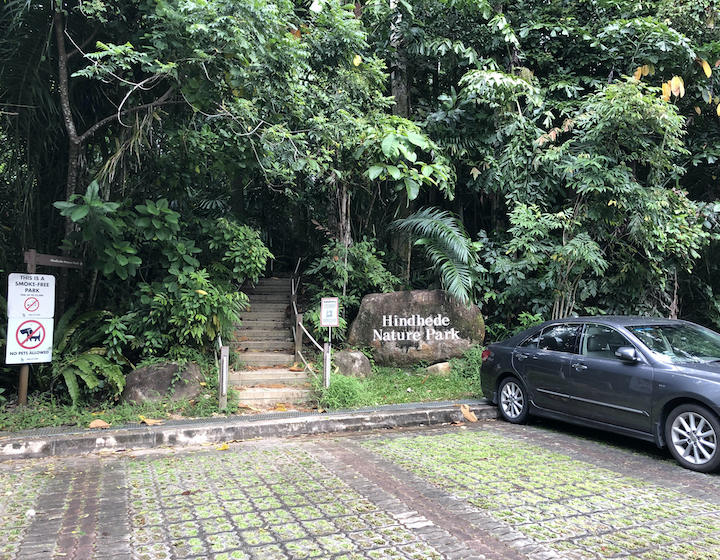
[667,361,720,383]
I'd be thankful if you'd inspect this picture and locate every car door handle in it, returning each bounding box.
[571,363,588,371]
[514,352,532,361]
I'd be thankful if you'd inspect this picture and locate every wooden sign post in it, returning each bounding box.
[6,250,82,405]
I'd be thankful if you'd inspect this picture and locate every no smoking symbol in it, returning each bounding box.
[24,297,40,312]
[16,320,46,349]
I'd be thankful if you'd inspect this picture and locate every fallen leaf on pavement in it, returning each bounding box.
[289,363,304,372]
[138,415,164,426]
[216,443,229,451]
[460,404,478,423]
[88,419,110,429]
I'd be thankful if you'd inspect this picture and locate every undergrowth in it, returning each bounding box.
[312,346,484,410]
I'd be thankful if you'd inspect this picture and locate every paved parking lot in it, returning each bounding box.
[2,419,720,559]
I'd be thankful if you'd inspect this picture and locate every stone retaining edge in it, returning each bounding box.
[0,404,497,461]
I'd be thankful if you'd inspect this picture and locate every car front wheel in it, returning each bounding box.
[498,377,529,424]
[665,404,720,473]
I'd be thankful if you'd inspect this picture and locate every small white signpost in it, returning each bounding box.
[320,297,340,329]
[5,317,54,364]
[320,297,340,388]
[6,274,55,365]
[7,250,80,405]
[7,273,56,319]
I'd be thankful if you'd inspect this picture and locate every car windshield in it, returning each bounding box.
[627,323,720,364]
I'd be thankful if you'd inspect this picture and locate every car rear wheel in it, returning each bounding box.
[498,377,529,424]
[665,404,720,473]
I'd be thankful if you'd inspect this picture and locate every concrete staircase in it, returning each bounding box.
[230,277,312,408]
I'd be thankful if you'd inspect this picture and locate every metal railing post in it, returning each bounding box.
[294,312,303,363]
[219,345,229,411]
[323,342,331,389]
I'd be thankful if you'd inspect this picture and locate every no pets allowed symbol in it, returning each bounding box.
[5,316,53,364]
[16,320,46,349]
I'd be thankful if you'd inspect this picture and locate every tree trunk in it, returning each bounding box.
[668,268,679,319]
[389,0,409,117]
[337,182,352,248]
[55,9,81,315]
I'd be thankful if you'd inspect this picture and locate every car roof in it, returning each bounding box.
[557,316,688,327]
[493,316,702,346]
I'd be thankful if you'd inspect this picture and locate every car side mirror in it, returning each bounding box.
[615,346,640,363]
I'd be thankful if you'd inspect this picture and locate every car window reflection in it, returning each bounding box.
[581,325,631,360]
[628,324,720,363]
[538,324,580,353]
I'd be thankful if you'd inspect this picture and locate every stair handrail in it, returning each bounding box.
[290,259,329,379]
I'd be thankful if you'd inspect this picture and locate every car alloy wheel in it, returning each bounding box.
[666,404,720,472]
[498,377,528,424]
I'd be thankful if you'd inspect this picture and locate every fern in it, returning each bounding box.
[48,309,126,406]
[393,207,479,305]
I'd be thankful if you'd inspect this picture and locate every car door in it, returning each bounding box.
[567,323,653,433]
[513,323,580,413]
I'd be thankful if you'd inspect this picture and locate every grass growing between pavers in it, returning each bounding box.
[362,430,720,559]
[0,466,51,558]
[125,445,444,560]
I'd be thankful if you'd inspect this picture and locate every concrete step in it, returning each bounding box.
[233,329,293,341]
[232,340,294,352]
[247,279,291,289]
[234,386,312,407]
[230,368,309,386]
[245,287,290,296]
[236,352,294,367]
[237,320,290,330]
[246,293,291,303]
[247,303,289,313]
[239,311,288,319]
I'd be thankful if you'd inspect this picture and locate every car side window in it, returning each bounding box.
[519,331,541,348]
[581,324,632,360]
[538,324,580,353]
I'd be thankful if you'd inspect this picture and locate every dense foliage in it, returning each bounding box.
[2,0,720,404]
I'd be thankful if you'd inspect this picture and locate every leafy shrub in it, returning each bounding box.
[304,237,401,341]
[515,311,544,333]
[130,269,248,357]
[43,307,125,407]
[313,373,369,409]
[450,345,485,382]
[205,218,273,283]
[486,311,544,342]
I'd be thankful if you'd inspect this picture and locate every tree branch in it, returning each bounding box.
[78,87,176,144]
[67,29,98,59]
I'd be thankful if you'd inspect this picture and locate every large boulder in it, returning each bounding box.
[347,290,484,366]
[334,350,372,378]
[122,362,205,404]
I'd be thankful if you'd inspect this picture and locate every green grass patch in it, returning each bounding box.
[0,387,239,432]
[313,360,482,410]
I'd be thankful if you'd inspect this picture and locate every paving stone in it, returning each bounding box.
[3,421,720,559]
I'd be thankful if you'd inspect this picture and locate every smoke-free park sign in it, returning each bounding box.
[7,273,55,319]
[5,273,55,364]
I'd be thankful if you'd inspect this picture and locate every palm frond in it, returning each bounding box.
[393,207,478,305]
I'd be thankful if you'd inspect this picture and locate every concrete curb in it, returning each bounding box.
[0,401,497,461]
